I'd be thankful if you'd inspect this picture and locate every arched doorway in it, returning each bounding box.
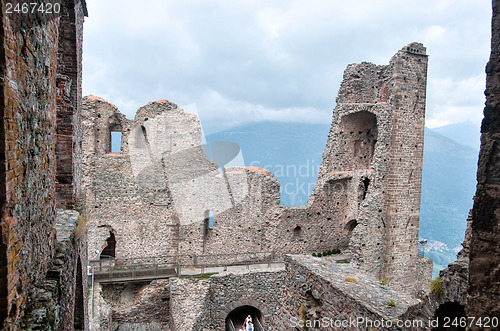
[432,302,466,331]
[342,219,358,249]
[226,305,263,331]
[344,220,358,235]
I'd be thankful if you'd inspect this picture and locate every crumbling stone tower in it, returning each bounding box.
[317,42,429,293]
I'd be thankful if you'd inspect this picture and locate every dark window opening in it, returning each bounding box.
[344,220,358,237]
[226,305,263,331]
[73,258,85,330]
[293,226,303,238]
[359,177,370,201]
[432,302,466,331]
[141,125,149,144]
[202,210,214,253]
[100,232,116,259]
[110,131,122,153]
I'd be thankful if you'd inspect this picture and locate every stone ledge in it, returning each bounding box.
[55,209,80,243]
[287,254,420,320]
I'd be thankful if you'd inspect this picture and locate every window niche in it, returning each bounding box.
[293,225,303,239]
[100,232,116,259]
[337,111,378,170]
[107,119,123,154]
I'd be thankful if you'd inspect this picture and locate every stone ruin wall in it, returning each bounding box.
[466,0,500,318]
[0,0,89,329]
[83,43,432,296]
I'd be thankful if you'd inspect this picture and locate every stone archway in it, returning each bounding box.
[225,305,263,331]
[342,219,358,248]
[220,300,269,331]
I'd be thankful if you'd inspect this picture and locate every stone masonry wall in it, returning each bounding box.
[0,1,87,329]
[315,43,429,294]
[277,255,430,331]
[1,4,60,326]
[21,210,88,331]
[55,0,86,209]
[193,268,286,330]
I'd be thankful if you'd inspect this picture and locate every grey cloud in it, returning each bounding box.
[83,0,491,130]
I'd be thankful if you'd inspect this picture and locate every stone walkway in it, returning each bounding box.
[180,262,285,276]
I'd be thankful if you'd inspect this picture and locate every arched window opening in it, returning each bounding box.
[293,226,303,239]
[100,232,116,259]
[344,220,358,236]
[334,111,378,171]
[432,302,466,331]
[226,305,263,331]
[141,125,148,144]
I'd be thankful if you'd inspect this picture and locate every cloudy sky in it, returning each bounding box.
[82,0,491,134]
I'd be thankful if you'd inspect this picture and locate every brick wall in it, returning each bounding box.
[0,0,87,329]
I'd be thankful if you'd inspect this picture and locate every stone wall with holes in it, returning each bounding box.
[96,280,171,330]
[311,42,431,294]
[81,95,368,263]
[82,43,431,298]
[0,1,87,329]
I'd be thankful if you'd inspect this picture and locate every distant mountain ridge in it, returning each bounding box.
[432,121,481,150]
[206,121,478,275]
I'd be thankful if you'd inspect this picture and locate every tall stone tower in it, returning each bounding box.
[318,43,430,293]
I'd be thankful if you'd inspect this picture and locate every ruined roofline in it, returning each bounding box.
[85,95,118,109]
[83,95,200,122]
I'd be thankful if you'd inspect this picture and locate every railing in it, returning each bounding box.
[89,251,282,283]
[254,317,264,331]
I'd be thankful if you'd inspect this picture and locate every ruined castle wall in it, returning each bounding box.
[82,96,366,264]
[55,0,85,209]
[193,167,281,257]
[382,44,428,294]
[0,1,87,328]
[277,255,428,331]
[83,43,430,300]
[21,210,89,330]
[0,5,60,326]
[466,0,500,318]
[311,43,429,293]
